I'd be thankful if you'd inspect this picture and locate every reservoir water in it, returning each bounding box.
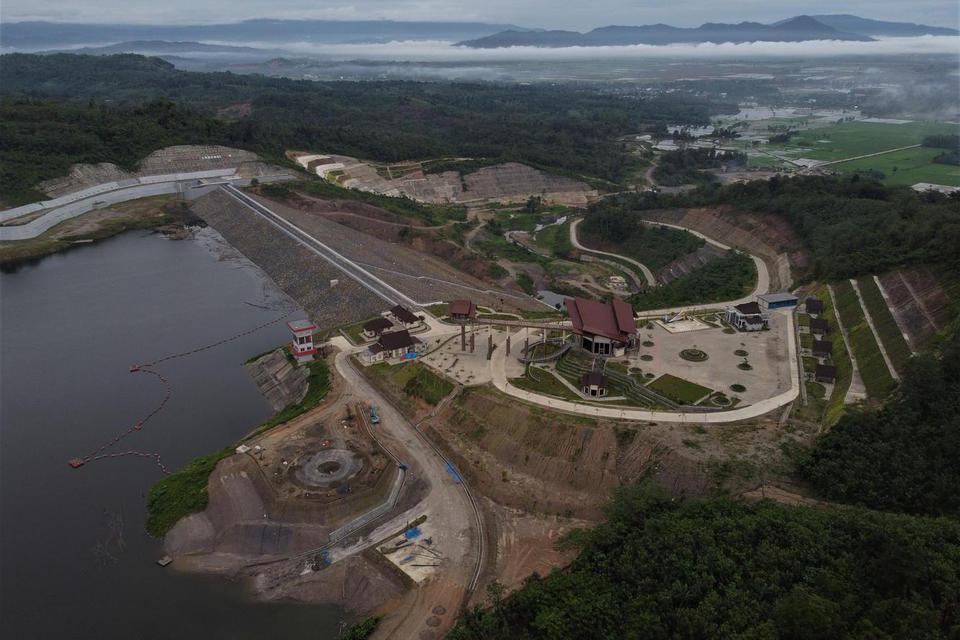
[0,231,347,638]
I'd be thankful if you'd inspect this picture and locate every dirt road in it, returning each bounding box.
[332,352,484,640]
[569,218,657,286]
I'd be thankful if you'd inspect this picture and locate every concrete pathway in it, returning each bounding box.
[850,278,900,381]
[488,310,800,424]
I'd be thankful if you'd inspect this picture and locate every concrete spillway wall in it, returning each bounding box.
[190,189,384,331]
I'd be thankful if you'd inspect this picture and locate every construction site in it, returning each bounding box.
[5,142,953,640]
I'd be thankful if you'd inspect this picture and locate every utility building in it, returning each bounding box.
[362,329,425,364]
[758,292,799,311]
[724,302,769,331]
[565,297,636,357]
[288,319,318,363]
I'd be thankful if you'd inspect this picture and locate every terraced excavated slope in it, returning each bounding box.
[643,207,807,291]
[309,154,597,206]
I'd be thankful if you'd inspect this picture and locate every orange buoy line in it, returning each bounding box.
[68,307,296,474]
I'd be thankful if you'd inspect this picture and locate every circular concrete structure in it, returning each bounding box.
[295,449,363,488]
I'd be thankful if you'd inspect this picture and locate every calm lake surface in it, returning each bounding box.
[0,231,348,638]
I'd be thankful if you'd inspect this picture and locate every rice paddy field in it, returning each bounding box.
[731,119,959,186]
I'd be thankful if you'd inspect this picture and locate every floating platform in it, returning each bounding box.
[156,556,173,567]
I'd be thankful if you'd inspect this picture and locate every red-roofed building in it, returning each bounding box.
[565,297,636,356]
[449,299,477,321]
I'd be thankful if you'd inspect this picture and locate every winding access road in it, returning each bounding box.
[569,217,657,286]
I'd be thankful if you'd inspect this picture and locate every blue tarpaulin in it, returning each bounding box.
[404,527,422,540]
[446,462,462,484]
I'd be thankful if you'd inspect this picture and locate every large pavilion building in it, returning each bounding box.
[565,297,637,357]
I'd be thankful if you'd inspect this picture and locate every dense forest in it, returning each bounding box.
[653,147,747,186]
[627,250,755,311]
[578,207,703,270]
[801,330,960,517]
[451,482,960,640]
[0,53,722,205]
[601,175,960,281]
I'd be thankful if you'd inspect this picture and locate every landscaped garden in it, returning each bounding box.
[647,373,712,405]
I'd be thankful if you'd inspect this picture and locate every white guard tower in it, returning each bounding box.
[288,319,317,363]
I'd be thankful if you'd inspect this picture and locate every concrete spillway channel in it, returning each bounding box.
[221,185,422,308]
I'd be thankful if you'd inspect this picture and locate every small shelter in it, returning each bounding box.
[810,318,829,336]
[806,297,824,316]
[362,317,394,338]
[390,305,420,329]
[812,339,833,359]
[581,371,608,398]
[449,299,477,321]
[815,364,837,384]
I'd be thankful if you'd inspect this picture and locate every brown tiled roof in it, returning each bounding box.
[449,299,477,317]
[565,298,637,342]
[734,302,762,315]
[815,364,837,381]
[391,305,419,325]
[363,317,393,333]
[377,329,420,351]
[812,339,833,356]
[581,371,607,387]
[810,318,829,333]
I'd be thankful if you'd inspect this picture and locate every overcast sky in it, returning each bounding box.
[3,0,959,30]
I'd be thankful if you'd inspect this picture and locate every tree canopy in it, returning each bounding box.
[801,330,960,517]
[451,482,960,640]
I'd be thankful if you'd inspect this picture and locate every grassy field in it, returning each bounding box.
[367,361,453,406]
[832,281,896,400]
[647,373,712,405]
[341,317,380,345]
[816,286,854,426]
[855,277,913,375]
[510,365,580,400]
[786,121,956,161]
[534,221,573,258]
[831,146,960,187]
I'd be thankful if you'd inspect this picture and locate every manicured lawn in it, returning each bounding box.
[647,373,712,405]
[510,366,579,400]
[832,281,896,399]
[802,356,818,373]
[856,276,913,373]
[800,333,813,349]
[341,317,378,345]
[424,303,449,319]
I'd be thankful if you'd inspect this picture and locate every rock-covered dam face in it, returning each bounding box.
[190,189,385,330]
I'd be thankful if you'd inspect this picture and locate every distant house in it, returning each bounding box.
[565,297,637,357]
[362,329,425,364]
[806,297,824,316]
[581,371,608,398]
[810,318,829,336]
[449,299,477,321]
[815,364,837,384]
[758,292,799,311]
[812,339,833,359]
[362,317,393,339]
[390,304,421,329]
[724,302,769,331]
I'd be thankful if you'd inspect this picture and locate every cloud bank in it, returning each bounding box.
[234,36,960,61]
